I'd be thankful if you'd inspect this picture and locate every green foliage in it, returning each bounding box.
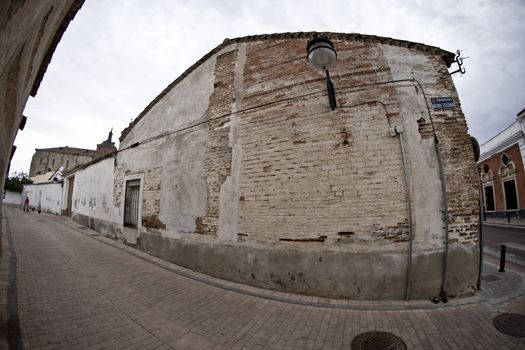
[4,171,33,192]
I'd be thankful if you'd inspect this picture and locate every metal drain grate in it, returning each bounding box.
[493,313,525,337]
[481,274,501,283]
[352,331,407,350]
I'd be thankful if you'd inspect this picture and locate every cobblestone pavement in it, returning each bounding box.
[2,205,525,349]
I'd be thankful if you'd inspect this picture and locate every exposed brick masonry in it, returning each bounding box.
[237,40,410,244]
[427,56,479,242]
[142,167,165,230]
[197,50,237,235]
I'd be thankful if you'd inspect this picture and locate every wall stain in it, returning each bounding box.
[142,214,166,230]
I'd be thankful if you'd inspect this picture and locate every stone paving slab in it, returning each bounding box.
[2,205,525,349]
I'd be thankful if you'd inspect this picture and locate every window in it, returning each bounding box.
[502,153,510,166]
[503,179,518,210]
[481,163,493,185]
[66,160,69,169]
[484,185,495,212]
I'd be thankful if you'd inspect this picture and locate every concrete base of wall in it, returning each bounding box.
[139,231,479,300]
[71,214,480,300]
[72,214,119,240]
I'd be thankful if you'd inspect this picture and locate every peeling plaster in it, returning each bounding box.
[218,43,246,241]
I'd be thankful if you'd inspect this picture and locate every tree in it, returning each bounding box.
[4,171,33,192]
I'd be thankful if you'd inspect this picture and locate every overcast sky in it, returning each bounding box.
[11,0,525,174]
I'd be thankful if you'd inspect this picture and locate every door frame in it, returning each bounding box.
[120,173,144,230]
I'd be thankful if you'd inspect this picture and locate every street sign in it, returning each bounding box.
[431,97,455,110]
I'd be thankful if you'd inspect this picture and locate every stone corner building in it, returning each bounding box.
[66,32,480,300]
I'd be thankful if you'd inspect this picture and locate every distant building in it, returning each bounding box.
[96,129,117,154]
[29,130,117,176]
[479,108,525,218]
[29,146,99,176]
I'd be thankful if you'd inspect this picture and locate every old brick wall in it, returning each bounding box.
[197,49,237,236]
[190,38,479,249]
[183,38,480,260]
[424,55,479,243]
[113,162,125,210]
[108,34,480,298]
[142,166,165,230]
[381,43,479,248]
[235,40,409,247]
[238,101,408,245]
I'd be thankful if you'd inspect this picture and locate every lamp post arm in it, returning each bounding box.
[325,69,337,110]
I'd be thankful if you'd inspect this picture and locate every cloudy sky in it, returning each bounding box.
[11,0,525,174]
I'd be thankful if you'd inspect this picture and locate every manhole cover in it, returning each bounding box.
[351,331,407,350]
[493,313,525,337]
[481,274,501,283]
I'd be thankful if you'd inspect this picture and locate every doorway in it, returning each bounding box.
[503,179,518,211]
[124,179,141,228]
[65,176,74,216]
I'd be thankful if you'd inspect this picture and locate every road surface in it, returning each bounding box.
[483,223,525,265]
[2,205,524,349]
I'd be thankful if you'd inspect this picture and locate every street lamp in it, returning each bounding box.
[306,37,337,110]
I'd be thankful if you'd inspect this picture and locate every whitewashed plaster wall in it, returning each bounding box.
[120,54,217,149]
[70,157,118,223]
[381,44,445,250]
[117,48,223,238]
[3,190,22,205]
[23,183,62,214]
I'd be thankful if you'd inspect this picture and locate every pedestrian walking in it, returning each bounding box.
[23,196,29,211]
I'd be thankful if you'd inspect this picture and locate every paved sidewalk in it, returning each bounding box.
[484,217,525,227]
[2,205,525,349]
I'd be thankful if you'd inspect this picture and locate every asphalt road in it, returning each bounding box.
[482,223,525,264]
